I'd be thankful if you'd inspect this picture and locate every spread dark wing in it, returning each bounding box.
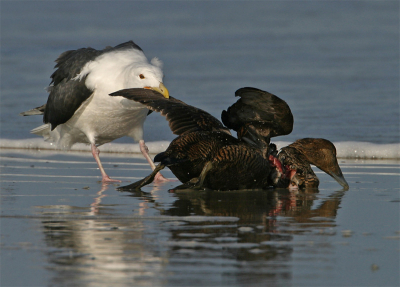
[110,88,231,136]
[44,41,143,130]
[221,87,293,148]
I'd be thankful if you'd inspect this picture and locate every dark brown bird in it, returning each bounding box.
[110,87,294,191]
[278,138,349,189]
[110,88,348,191]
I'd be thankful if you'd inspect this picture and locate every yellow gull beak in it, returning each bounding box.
[145,82,169,98]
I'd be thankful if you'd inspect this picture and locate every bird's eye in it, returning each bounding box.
[139,74,145,79]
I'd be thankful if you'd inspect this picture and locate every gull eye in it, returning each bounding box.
[139,74,145,79]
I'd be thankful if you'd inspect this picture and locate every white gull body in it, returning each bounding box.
[22,41,169,182]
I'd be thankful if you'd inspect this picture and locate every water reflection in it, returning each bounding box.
[36,184,346,286]
[137,187,344,227]
[42,218,168,286]
[37,184,167,286]
[89,184,108,215]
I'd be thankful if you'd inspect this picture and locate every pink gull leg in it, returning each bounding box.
[91,144,121,183]
[139,140,170,183]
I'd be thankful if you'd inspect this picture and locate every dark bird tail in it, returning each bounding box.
[19,104,46,116]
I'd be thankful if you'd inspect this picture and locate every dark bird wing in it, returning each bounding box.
[43,41,143,130]
[221,87,293,148]
[110,88,231,136]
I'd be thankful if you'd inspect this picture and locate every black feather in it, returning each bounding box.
[44,41,144,130]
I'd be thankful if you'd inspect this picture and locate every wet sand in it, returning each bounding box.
[1,149,399,287]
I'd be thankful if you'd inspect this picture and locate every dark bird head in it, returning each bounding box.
[288,138,349,190]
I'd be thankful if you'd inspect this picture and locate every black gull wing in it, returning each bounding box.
[44,75,93,130]
[44,47,102,129]
[44,41,143,130]
[110,88,231,136]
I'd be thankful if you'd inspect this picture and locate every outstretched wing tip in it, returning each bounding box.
[109,88,229,136]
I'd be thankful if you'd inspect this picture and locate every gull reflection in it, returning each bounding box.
[37,184,168,286]
[89,184,109,215]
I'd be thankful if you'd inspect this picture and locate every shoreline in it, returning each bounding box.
[1,139,400,160]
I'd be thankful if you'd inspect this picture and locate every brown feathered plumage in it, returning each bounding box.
[110,87,293,191]
[110,88,348,191]
[278,138,348,189]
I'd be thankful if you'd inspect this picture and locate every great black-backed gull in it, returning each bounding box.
[20,41,169,183]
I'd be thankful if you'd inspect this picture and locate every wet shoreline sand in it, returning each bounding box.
[1,149,399,286]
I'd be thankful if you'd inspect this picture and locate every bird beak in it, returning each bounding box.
[328,171,349,190]
[145,82,169,98]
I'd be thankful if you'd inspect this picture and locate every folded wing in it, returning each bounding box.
[221,87,293,149]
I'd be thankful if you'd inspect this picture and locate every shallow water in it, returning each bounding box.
[1,1,399,145]
[1,1,399,286]
[1,150,399,286]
